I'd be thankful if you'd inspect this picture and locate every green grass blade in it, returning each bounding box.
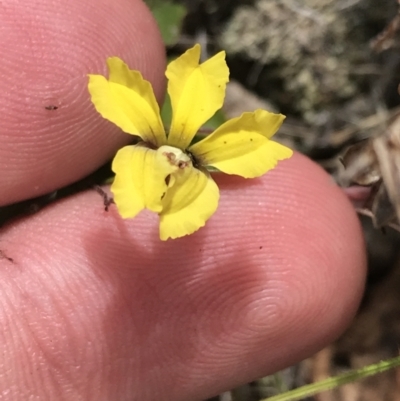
[263,356,400,401]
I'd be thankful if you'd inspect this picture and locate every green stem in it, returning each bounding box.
[263,355,400,401]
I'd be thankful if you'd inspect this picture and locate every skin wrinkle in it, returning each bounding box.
[0,282,56,398]
[2,258,105,398]
[0,222,113,398]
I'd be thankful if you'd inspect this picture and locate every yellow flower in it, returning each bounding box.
[88,44,293,240]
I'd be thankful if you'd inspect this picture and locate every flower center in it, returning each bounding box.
[159,145,192,170]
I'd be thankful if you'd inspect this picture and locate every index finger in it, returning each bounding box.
[0,0,165,206]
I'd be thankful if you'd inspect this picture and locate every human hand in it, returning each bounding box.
[0,0,366,400]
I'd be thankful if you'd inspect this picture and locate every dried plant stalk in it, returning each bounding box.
[370,0,400,52]
[372,115,400,223]
[341,111,400,230]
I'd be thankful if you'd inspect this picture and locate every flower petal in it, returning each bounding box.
[166,44,229,149]
[251,109,286,139]
[190,110,292,178]
[88,57,166,146]
[111,144,176,218]
[159,167,219,240]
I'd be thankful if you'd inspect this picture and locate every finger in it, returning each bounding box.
[0,153,366,401]
[0,0,165,206]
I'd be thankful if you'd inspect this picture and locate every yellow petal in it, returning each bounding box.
[190,110,292,178]
[251,109,286,139]
[166,44,229,149]
[111,144,176,218]
[88,57,166,146]
[159,167,219,240]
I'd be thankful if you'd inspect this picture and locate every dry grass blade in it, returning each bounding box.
[370,0,400,52]
[341,110,400,231]
[330,107,400,148]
